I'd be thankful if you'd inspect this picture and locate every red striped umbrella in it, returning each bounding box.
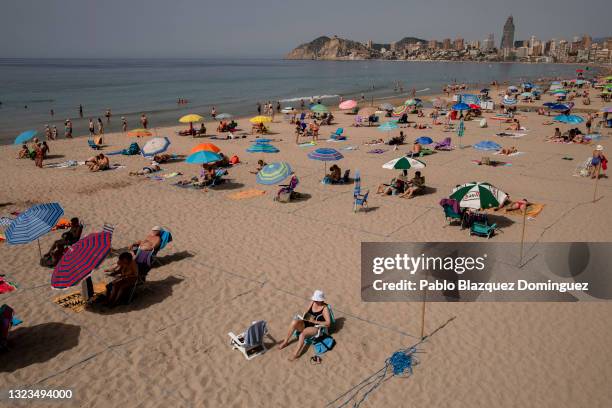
[51,231,112,289]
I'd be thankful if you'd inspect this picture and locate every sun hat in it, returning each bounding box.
[311,290,325,302]
[152,226,161,231]
[596,145,604,151]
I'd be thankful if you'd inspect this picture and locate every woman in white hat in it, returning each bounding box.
[279,289,331,361]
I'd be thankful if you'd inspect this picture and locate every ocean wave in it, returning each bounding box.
[416,88,430,93]
[279,94,340,102]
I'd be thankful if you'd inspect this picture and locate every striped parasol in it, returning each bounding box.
[308,148,344,178]
[246,143,279,153]
[51,231,112,289]
[382,156,426,170]
[5,203,64,245]
[141,137,170,157]
[256,162,293,185]
[392,105,410,117]
[450,182,508,210]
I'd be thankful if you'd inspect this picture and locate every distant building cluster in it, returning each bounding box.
[361,15,611,64]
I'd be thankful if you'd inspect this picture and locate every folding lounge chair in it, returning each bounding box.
[470,222,497,239]
[275,176,299,203]
[228,320,270,360]
[330,128,345,140]
[88,139,101,150]
[443,205,464,226]
[434,137,453,150]
[353,191,369,212]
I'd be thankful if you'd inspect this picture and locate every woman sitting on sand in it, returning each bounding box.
[278,290,331,361]
[130,161,161,176]
[549,128,562,141]
[376,175,405,195]
[17,144,30,159]
[499,146,517,155]
[88,154,109,172]
[506,119,520,131]
[410,141,422,157]
[327,164,341,183]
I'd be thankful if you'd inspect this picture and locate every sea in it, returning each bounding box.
[0,58,587,144]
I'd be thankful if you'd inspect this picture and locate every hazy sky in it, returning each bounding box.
[1,0,609,58]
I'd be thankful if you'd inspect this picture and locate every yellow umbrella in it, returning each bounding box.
[249,116,272,124]
[179,114,204,123]
[127,128,153,137]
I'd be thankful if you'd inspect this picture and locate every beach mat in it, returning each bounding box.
[227,189,266,200]
[52,282,107,313]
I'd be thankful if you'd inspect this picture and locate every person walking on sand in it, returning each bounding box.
[121,117,127,132]
[97,118,104,135]
[88,119,95,136]
[141,113,148,129]
[34,143,44,168]
[65,119,73,138]
[211,106,217,119]
[51,125,58,140]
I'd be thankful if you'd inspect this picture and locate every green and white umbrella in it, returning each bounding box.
[450,182,507,209]
[382,156,426,170]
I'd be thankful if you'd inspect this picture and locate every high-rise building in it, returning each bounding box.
[583,35,592,49]
[482,33,494,51]
[454,38,464,50]
[500,15,515,49]
[428,39,438,50]
[442,38,452,50]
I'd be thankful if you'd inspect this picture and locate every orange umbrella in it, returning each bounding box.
[127,128,153,137]
[191,143,221,153]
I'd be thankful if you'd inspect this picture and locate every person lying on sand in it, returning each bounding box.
[250,159,267,174]
[153,153,172,163]
[506,119,521,131]
[365,138,385,145]
[499,146,517,155]
[400,171,425,199]
[130,226,162,254]
[130,161,161,176]
[87,154,109,172]
[278,290,331,361]
[104,252,138,307]
[496,196,529,212]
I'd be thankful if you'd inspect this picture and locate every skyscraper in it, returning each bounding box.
[500,16,515,49]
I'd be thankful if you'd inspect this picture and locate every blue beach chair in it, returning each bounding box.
[88,139,101,150]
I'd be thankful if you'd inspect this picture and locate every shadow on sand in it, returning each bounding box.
[1,323,81,372]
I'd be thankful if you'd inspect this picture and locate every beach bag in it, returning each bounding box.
[313,334,336,355]
[230,155,240,165]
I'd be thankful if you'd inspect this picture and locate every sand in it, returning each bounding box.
[1,87,612,408]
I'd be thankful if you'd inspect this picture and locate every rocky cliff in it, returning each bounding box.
[285,36,379,60]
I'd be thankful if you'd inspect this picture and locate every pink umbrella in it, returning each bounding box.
[339,100,357,110]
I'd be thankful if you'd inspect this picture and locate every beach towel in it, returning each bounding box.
[496,132,526,138]
[45,160,79,168]
[52,282,107,313]
[0,277,18,294]
[244,321,268,347]
[299,141,317,147]
[493,151,524,157]
[367,149,387,154]
[227,189,266,200]
[342,146,359,151]
[471,159,512,167]
[148,172,181,181]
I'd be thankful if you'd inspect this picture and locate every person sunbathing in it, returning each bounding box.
[278,290,331,361]
[250,159,267,174]
[89,154,109,172]
[131,226,162,254]
[104,252,138,307]
[130,161,161,176]
[505,197,530,211]
[549,127,562,141]
[400,171,425,199]
[42,217,82,266]
[365,138,384,145]
[153,153,172,163]
[377,176,405,195]
[499,146,517,155]
[506,119,520,131]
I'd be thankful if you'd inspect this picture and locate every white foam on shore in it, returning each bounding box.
[279,94,340,102]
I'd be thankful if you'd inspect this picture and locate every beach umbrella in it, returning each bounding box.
[5,203,64,257]
[554,114,584,124]
[308,148,343,177]
[51,231,112,289]
[127,129,153,137]
[191,142,220,154]
[185,150,222,164]
[452,102,470,111]
[550,104,571,111]
[256,162,292,185]
[253,138,272,144]
[382,156,426,170]
[520,92,533,99]
[339,100,357,110]
[507,86,519,92]
[404,99,419,106]
[392,105,410,117]
[377,121,399,132]
[358,107,377,117]
[469,104,481,110]
[246,143,279,153]
[249,116,272,124]
[14,130,37,145]
[450,182,508,210]
[179,114,204,123]
[502,97,517,106]
[141,137,170,157]
[551,89,568,95]
[379,103,394,111]
[215,113,232,120]
[415,136,433,145]
[473,141,501,151]
[543,102,556,108]
[310,104,329,113]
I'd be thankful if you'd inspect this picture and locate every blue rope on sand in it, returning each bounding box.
[388,348,416,376]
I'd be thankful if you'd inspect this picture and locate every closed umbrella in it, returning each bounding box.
[256,162,292,185]
[339,100,357,110]
[14,130,37,145]
[457,119,465,148]
[450,182,508,210]
[5,203,64,257]
[191,143,221,154]
[141,137,170,157]
[186,150,222,164]
[52,231,112,289]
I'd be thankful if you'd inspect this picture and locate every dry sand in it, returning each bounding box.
[1,88,612,408]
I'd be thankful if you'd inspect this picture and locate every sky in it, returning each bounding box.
[1,0,609,58]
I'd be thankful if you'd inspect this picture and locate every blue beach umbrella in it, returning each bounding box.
[141,137,171,157]
[452,103,470,111]
[543,102,557,108]
[308,148,344,177]
[14,130,37,145]
[502,97,517,106]
[246,143,279,153]
[377,121,399,132]
[550,104,571,111]
[473,141,502,151]
[5,202,64,256]
[186,150,223,164]
[253,138,272,144]
[256,162,293,185]
[554,114,584,124]
[415,136,433,145]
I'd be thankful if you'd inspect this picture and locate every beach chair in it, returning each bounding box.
[88,139,101,150]
[442,205,464,226]
[275,176,299,203]
[330,128,344,140]
[470,222,497,239]
[354,115,363,127]
[353,191,369,212]
[228,320,270,360]
[434,137,453,151]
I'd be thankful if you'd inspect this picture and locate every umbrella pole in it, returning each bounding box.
[519,206,527,266]
[37,239,42,259]
[593,165,601,203]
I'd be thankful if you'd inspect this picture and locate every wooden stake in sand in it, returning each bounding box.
[519,205,527,266]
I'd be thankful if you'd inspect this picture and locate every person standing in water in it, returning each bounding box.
[140,113,148,129]
[97,118,104,135]
[88,119,95,136]
[65,119,73,138]
[79,104,83,118]
[105,108,112,123]
[121,117,127,132]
